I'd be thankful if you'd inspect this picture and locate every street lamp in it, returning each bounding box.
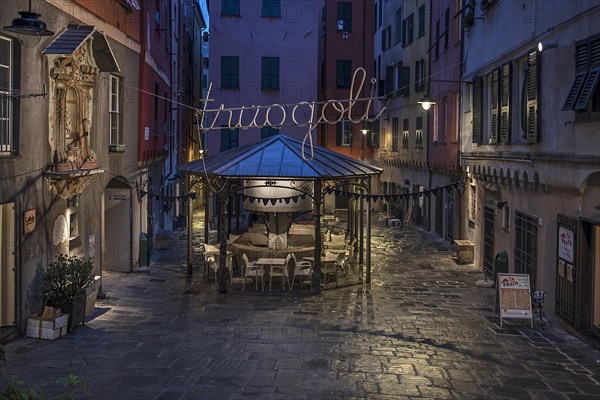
[418,95,436,111]
[3,0,54,36]
[360,129,368,160]
[537,42,558,52]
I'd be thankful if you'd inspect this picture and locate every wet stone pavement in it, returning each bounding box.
[2,221,600,400]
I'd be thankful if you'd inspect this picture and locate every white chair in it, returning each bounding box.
[205,255,218,284]
[322,251,338,284]
[269,254,291,291]
[205,254,234,284]
[290,254,312,289]
[242,253,264,291]
[335,252,349,280]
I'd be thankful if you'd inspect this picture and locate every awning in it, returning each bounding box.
[43,25,120,73]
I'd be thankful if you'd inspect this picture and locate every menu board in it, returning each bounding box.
[497,273,532,326]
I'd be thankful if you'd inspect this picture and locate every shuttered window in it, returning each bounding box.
[472,76,483,144]
[526,50,539,144]
[489,68,500,144]
[400,65,410,96]
[391,117,399,151]
[220,127,239,151]
[336,60,352,88]
[562,34,600,116]
[221,0,240,16]
[221,56,239,89]
[261,57,279,89]
[385,65,394,96]
[500,62,512,144]
[337,2,352,32]
[262,0,281,17]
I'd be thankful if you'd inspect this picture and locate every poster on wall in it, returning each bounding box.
[497,273,533,328]
[24,209,36,234]
[558,226,574,263]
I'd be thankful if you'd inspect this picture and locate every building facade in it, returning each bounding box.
[0,0,206,341]
[373,0,432,225]
[207,0,320,150]
[459,0,600,339]
[426,0,462,242]
[0,0,141,339]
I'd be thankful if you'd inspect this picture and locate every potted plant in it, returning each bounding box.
[40,253,95,331]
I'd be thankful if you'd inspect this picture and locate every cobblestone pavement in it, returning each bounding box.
[2,217,600,399]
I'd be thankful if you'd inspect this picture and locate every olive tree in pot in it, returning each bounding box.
[40,254,95,331]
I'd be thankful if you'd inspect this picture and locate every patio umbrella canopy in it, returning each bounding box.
[177,135,382,180]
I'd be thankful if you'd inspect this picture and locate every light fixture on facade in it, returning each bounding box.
[3,0,54,36]
[360,129,368,135]
[418,96,436,110]
[537,42,558,52]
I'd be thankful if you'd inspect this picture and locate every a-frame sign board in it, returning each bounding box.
[495,273,533,328]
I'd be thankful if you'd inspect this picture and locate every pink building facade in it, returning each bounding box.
[206,0,321,154]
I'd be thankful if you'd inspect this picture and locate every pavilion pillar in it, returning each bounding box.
[366,177,372,284]
[359,178,364,266]
[186,174,193,275]
[204,188,209,245]
[312,178,322,294]
[217,189,229,293]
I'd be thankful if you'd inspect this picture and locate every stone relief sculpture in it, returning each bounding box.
[48,41,98,172]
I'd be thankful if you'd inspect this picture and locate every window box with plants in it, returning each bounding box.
[39,254,97,332]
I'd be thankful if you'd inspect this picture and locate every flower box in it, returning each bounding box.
[26,313,69,340]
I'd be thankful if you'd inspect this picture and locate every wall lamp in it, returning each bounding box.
[3,0,54,36]
[418,96,436,110]
[537,42,558,52]
[497,201,508,210]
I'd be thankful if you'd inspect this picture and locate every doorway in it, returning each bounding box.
[105,177,132,272]
[0,203,16,329]
[483,207,495,279]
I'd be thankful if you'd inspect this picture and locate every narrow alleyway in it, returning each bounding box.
[1,212,599,399]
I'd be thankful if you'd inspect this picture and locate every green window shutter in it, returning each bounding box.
[400,65,410,96]
[490,68,500,144]
[526,50,539,144]
[262,0,281,17]
[385,65,393,95]
[562,71,588,111]
[574,67,600,110]
[472,76,483,144]
[232,128,239,148]
[221,56,239,89]
[220,127,229,151]
[336,122,342,146]
[500,62,512,144]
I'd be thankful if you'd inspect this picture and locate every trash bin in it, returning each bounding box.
[494,251,509,277]
[139,232,150,266]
